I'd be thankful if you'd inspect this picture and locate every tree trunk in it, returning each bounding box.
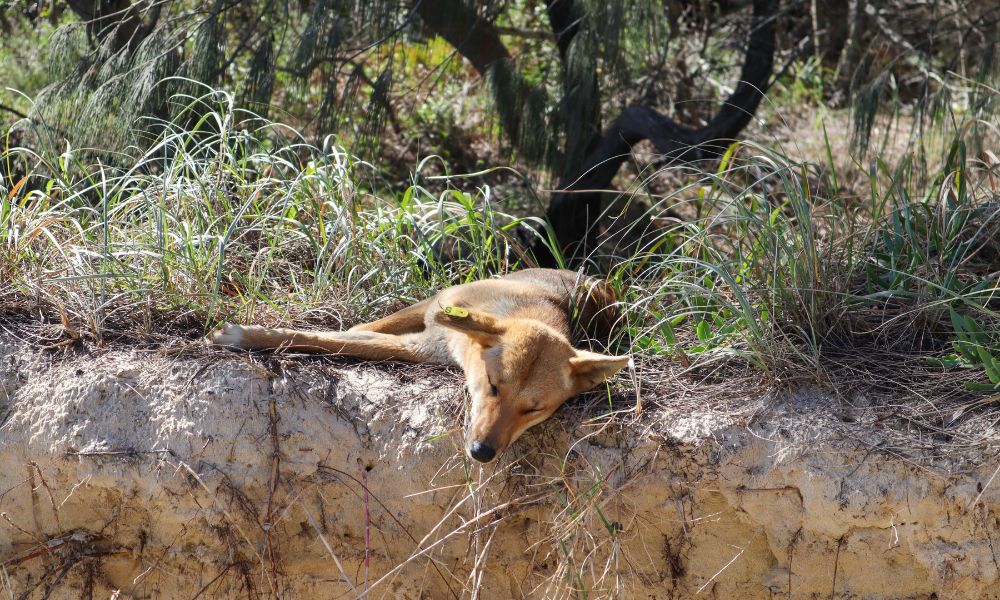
[538,0,779,264]
[413,0,779,266]
[411,1,510,76]
[65,0,161,52]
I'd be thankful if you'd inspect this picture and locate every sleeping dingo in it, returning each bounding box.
[210,269,629,463]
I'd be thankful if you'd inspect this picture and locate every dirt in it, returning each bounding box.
[2,332,1000,599]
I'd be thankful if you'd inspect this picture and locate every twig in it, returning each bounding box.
[292,490,358,597]
[65,449,173,457]
[28,463,62,531]
[58,476,92,509]
[1,544,58,568]
[169,461,264,566]
[190,563,233,599]
[40,559,76,600]
[787,527,801,599]
[264,396,281,596]
[317,465,460,600]
[0,514,52,561]
[830,536,844,599]
[969,460,1000,508]
[2,563,14,600]
[697,541,748,594]
[356,493,544,598]
[359,459,370,593]
[468,521,498,600]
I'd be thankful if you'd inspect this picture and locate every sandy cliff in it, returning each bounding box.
[1,333,999,599]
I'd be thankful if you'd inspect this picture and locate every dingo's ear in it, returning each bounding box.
[569,350,631,391]
[434,307,506,347]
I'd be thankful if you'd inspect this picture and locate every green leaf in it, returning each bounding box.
[926,354,969,369]
[696,319,711,342]
[964,381,1000,393]
[975,345,1000,384]
[659,321,676,345]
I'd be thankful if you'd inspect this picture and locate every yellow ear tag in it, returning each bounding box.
[443,306,469,318]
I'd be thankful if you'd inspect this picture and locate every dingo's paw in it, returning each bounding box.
[210,323,253,347]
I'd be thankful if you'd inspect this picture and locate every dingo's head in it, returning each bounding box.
[436,308,629,463]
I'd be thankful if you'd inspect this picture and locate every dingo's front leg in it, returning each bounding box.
[210,324,441,363]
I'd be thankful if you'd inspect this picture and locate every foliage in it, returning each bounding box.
[0,1,772,170]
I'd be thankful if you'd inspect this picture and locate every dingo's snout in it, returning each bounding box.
[467,440,497,463]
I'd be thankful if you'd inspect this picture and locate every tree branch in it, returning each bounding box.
[0,103,29,119]
[695,0,778,149]
[546,0,581,59]
[412,0,510,76]
[414,0,778,265]
[64,0,160,52]
[539,0,779,263]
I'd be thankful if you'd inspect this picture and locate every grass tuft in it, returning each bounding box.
[2,86,532,342]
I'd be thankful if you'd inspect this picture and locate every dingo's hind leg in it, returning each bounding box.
[348,298,431,334]
[211,324,437,363]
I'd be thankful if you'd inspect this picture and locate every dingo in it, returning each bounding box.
[210,269,629,462]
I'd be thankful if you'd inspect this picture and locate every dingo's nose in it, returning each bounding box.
[468,441,496,463]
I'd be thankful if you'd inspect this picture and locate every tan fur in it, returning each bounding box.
[210,269,628,462]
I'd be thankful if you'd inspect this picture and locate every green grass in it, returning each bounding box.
[1,86,537,339]
[3,83,1000,396]
[605,126,1000,389]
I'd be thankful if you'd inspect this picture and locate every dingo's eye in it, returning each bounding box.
[523,407,544,416]
[489,384,498,396]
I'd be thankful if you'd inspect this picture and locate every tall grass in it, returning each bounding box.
[3,83,1000,393]
[1,86,534,340]
[601,135,1000,392]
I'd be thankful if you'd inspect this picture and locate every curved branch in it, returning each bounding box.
[538,0,779,263]
[695,0,778,151]
[414,0,778,265]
